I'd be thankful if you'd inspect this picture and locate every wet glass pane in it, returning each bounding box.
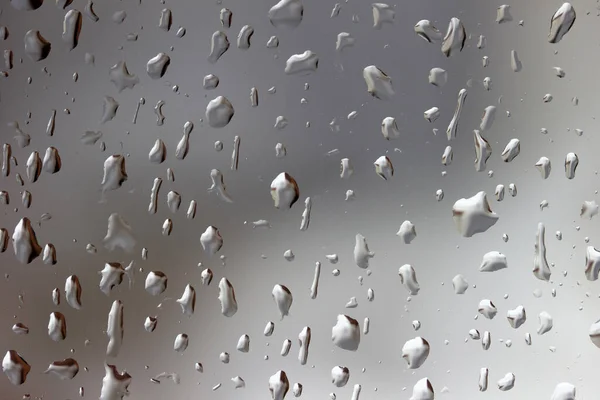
[0,1,594,399]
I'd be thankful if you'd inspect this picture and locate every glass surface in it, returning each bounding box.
[0,0,595,399]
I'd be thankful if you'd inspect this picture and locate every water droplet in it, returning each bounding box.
[106,300,124,357]
[48,311,67,341]
[496,5,512,23]
[537,311,553,335]
[424,107,440,123]
[399,264,420,294]
[282,249,295,262]
[501,138,520,162]
[410,378,434,400]
[264,321,275,336]
[260,40,277,56]
[298,326,311,364]
[480,251,507,272]
[25,152,41,183]
[112,10,127,24]
[230,136,240,170]
[231,376,245,389]
[363,65,394,99]
[285,51,318,75]
[2,350,31,385]
[12,323,29,335]
[218,277,238,317]
[42,146,61,174]
[24,30,51,61]
[549,3,576,43]
[203,74,219,90]
[102,155,127,191]
[205,96,234,128]
[146,53,170,79]
[43,243,57,264]
[84,0,99,22]
[372,3,394,29]
[269,370,290,400]
[81,130,103,145]
[100,96,119,124]
[237,25,254,49]
[446,89,467,140]
[100,363,131,400]
[268,0,303,28]
[336,32,355,51]
[65,275,83,310]
[159,8,172,31]
[510,50,522,72]
[374,155,393,180]
[191,267,211,288]
[402,337,430,369]
[176,284,196,316]
[332,314,360,351]
[428,67,447,86]
[565,152,578,179]
[441,18,466,57]
[452,191,498,237]
[62,10,82,50]
[280,338,291,356]
[331,366,350,387]
[208,31,230,63]
[208,169,234,203]
[482,331,491,350]
[474,130,492,172]
[219,8,232,27]
[109,61,139,92]
[12,217,41,264]
[507,305,526,329]
[234,334,250,353]
[275,143,287,159]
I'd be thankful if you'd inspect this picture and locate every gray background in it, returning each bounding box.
[1,0,599,398]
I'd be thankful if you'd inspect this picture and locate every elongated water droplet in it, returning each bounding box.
[12,217,41,264]
[42,146,61,174]
[237,25,253,49]
[218,277,238,317]
[208,31,230,63]
[48,311,67,341]
[175,122,193,160]
[159,8,172,31]
[106,300,124,357]
[220,8,232,27]
[446,89,467,140]
[549,3,576,44]
[441,18,466,57]
[62,10,82,50]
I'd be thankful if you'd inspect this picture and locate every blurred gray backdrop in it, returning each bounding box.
[1,0,599,398]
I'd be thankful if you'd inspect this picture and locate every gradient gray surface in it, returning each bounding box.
[1,0,599,398]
